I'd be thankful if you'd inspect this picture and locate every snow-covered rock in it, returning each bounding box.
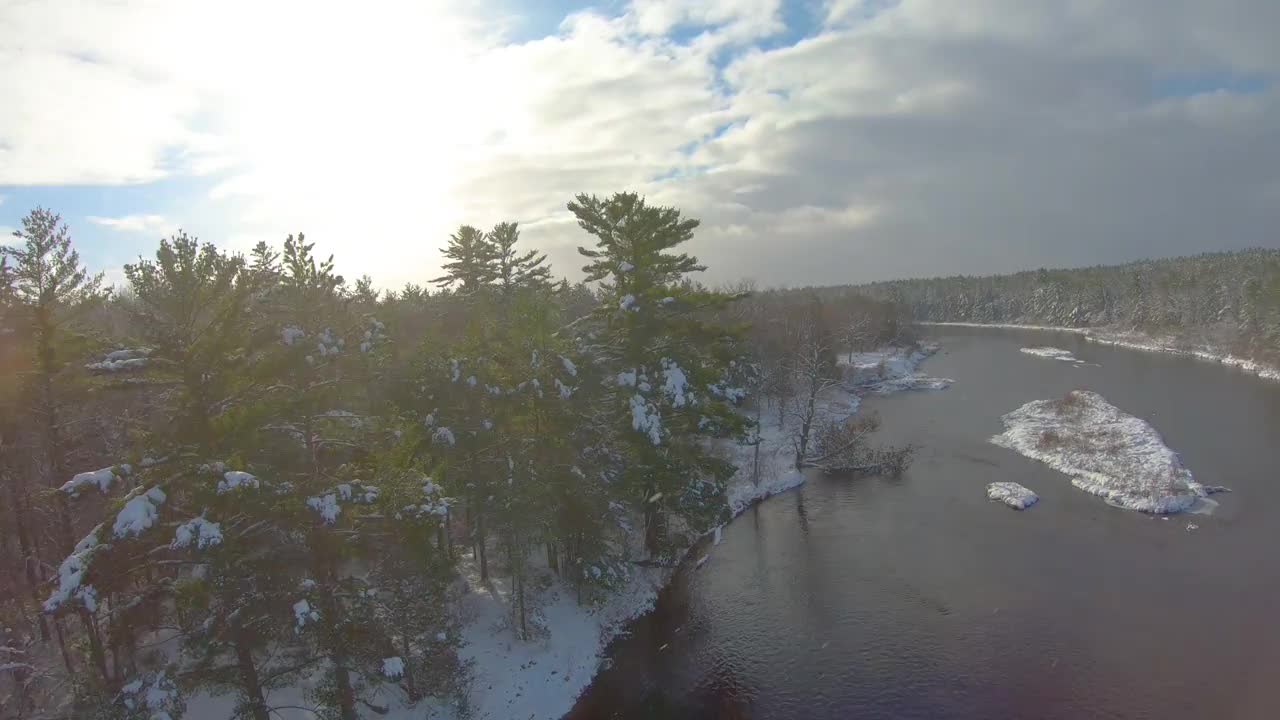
[991,390,1218,513]
[1020,346,1084,363]
[986,481,1039,509]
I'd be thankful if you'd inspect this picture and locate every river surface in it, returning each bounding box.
[568,327,1280,720]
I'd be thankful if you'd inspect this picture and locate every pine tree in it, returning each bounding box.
[2,209,105,553]
[432,225,495,294]
[567,192,749,556]
[486,222,551,302]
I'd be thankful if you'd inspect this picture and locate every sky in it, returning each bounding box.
[1,0,1278,289]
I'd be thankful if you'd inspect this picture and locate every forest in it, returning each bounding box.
[849,248,1280,368]
[0,195,908,720]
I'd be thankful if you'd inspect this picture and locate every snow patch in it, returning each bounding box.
[217,471,259,494]
[61,465,129,496]
[172,516,223,550]
[840,344,953,394]
[382,656,405,679]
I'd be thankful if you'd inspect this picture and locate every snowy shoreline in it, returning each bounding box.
[445,345,942,720]
[919,322,1280,381]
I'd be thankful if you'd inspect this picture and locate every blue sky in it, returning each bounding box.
[3,0,1277,288]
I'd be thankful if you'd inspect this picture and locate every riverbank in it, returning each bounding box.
[425,345,942,720]
[918,322,1280,381]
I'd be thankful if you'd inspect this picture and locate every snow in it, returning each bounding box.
[661,358,690,407]
[293,599,319,630]
[561,355,577,376]
[86,347,152,371]
[991,390,1219,513]
[1020,346,1085,363]
[839,344,953,393]
[618,261,635,272]
[629,394,662,445]
[103,347,153,362]
[112,487,166,538]
[172,516,223,550]
[619,294,636,311]
[60,465,128,496]
[382,656,405,679]
[306,494,341,524]
[86,357,149,372]
[986,482,1039,509]
[217,470,259,494]
[281,325,306,345]
[433,427,457,447]
[44,530,100,612]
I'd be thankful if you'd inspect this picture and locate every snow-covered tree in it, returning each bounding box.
[568,192,749,556]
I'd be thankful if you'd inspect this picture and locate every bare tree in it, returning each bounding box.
[784,326,840,471]
[843,314,873,362]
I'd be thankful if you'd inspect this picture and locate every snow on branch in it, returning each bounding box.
[61,464,132,497]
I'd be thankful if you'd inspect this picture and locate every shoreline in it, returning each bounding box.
[448,345,938,720]
[918,321,1280,382]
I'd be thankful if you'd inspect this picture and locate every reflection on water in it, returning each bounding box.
[569,328,1280,720]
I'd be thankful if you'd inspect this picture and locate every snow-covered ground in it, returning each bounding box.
[1020,346,1084,363]
[990,390,1224,514]
[839,344,954,393]
[921,322,1279,381]
[986,481,1039,509]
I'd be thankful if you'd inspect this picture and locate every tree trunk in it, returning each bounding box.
[643,503,660,557]
[546,541,558,575]
[8,479,49,640]
[399,636,420,702]
[517,571,528,641]
[332,658,358,720]
[233,628,271,720]
[53,617,74,674]
[36,312,75,556]
[82,610,113,690]
[477,512,488,581]
[752,404,763,486]
[444,506,453,559]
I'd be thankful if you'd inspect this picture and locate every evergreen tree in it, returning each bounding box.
[486,222,551,302]
[2,209,105,553]
[567,192,749,556]
[432,225,495,294]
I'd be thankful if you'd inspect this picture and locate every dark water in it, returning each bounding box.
[568,327,1280,720]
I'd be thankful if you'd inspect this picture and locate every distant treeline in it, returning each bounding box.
[847,248,1280,364]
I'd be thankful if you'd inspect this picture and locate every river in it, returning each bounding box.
[567,326,1280,719]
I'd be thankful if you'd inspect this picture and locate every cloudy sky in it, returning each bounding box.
[2,0,1277,288]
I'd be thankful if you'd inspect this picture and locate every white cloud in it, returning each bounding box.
[87,214,174,234]
[1,0,1278,286]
